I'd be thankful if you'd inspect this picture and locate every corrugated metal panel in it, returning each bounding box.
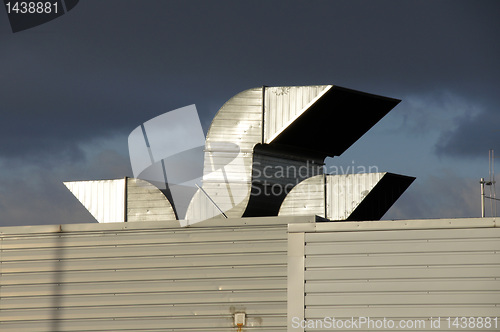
[296,220,500,331]
[0,217,306,332]
[264,85,331,143]
[65,178,176,223]
[326,172,384,220]
[186,88,263,221]
[64,179,126,223]
[265,86,401,158]
[280,173,413,221]
[185,85,404,222]
[278,174,325,217]
[126,177,176,222]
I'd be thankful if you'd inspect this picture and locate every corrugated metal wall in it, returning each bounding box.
[64,178,177,223]
[278,175,325,218]
[126,178,177,222]
[64,179,126,223]
[326,172,384,220]
[186,88,263,220]
[263,85,331,143]
[0,217,313,331]
[288,218,500,331]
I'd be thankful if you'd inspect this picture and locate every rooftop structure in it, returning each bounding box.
[65,85,414,224]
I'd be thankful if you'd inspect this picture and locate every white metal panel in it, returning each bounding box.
[264,85,332,143]
[0,217,294,332]
[64,178,176,223]
[326,172,385,220]
[188,85,368,221]
[294,220,500,331]
[64,179,125,223]
[1,278,287,297]
[126,177,176,221]
[1,303,285,321]
[280,173,401,220]
[0,316,286,332]
[186,88,263,221]
[288,217,497,233]
[279,174,325,217]
[287,232,305,332]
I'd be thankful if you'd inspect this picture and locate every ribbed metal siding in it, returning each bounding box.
[126,178,176,222]
[326,172,384,220]
[0,219,296,331]
[278,175,325,218]
[64,179,126,223]
[302,222,500,331]
[186,85,336,221]
[279,173,391,220]
[186,88,263,220]
[264,85,331,143]
[65,178,176,223]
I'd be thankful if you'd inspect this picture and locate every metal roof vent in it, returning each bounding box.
[185,85,410,223]
[64,177,176,223]
[65,85,414,224]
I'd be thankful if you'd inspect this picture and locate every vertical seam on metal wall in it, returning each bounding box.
[261,85,266,144]
[124,177,128,222]
[0,234,2,310]
[288,231,305,332]
[323,173,327,219]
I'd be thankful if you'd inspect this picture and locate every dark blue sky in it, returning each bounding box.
[1,1,499,226]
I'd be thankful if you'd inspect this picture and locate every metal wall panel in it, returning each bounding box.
[264,85,331,143]
[278,174,325,218]
[64,178,177,223]
[187,85,396,222]
[326,172,384,220]
[288,218,500,331]
[0,217,318,332]
[186,88,263,221]
[126,178,176,222]
[279,173,413,221]
[64,179,126,223]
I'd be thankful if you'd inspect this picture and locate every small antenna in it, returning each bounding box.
[490,150,497,217]
[481,149,498,217]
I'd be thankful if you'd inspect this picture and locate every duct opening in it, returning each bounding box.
[269,86,401,158]
[345,172,415,221]
[243,144,324,217]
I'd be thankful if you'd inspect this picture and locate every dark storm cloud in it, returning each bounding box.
[2,0,499,164]
[436,105,500,158]
[0,148,132,227]
[384,173,480,219]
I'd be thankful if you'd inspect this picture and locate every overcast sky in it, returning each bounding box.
[1,0,499,226]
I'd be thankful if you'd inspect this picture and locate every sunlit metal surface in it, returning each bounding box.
[186,85,402,222]
[64,179,126,223]
[64,85,410,224]
[65,178,176,223]
[279,173,415,220]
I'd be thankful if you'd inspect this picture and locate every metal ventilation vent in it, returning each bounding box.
[65,85,414,224]
[185,85,409,222]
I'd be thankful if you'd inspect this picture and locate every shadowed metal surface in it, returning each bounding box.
[344,172,415,221]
